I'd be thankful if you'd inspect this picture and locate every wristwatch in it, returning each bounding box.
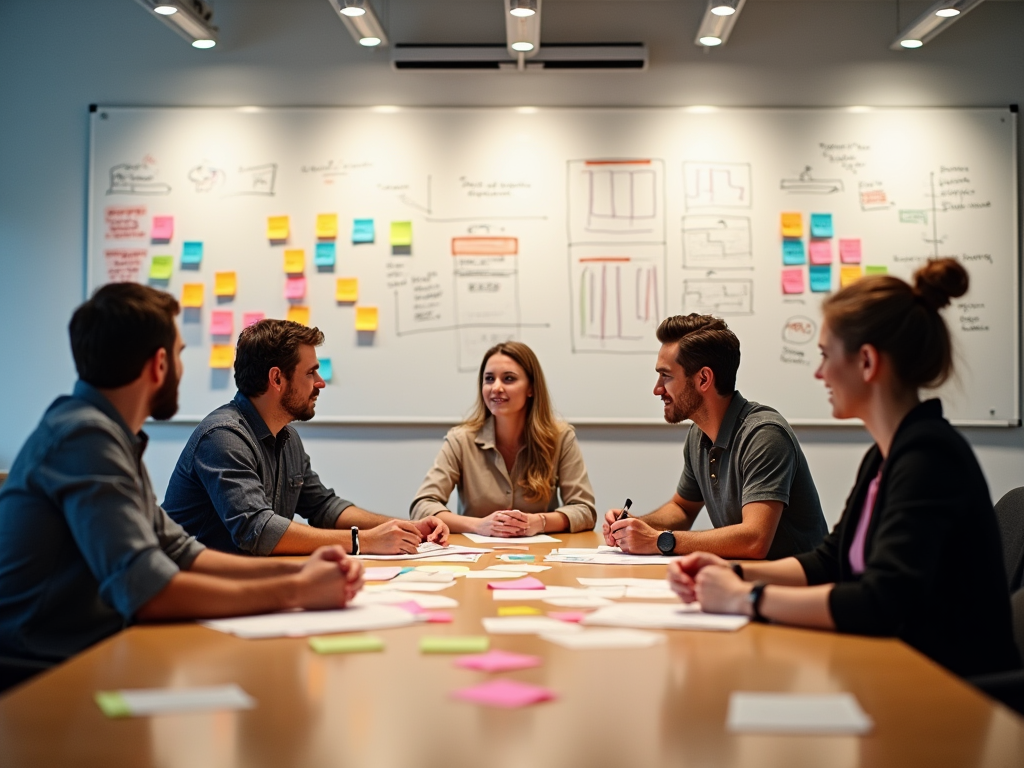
[747,581,768,623]
[657,531,676,556]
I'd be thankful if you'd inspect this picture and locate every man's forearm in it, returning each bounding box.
[643,500,697,530]
[274,520,353,555]
[189,548,303,578]
[336,506,396,529]
[136,570,301,620]
[672,525,772,559]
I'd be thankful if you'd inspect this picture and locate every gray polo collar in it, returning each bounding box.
[708,390,747,450]
[72,380,147,453]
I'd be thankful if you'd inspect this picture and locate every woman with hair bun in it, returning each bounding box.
[668,259,1020,678]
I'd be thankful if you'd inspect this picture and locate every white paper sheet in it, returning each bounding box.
[545,547,677,565]
[541,629,665,649]
[482,616,584,635]
[364,581,455,593]
[114,685,255,716]
[357,542,490,562]
[726,692,873,734]
[393,571,455,583]
[542,595,614,608]
[349,591,458,609]
[201,605,416,639]
[578,577,671,588]
[464,570,526,579]
[461,533,562,544]
[488,564,551,573]
[583,603,749,631]
[624,586,677,599]
[491,586,580,601]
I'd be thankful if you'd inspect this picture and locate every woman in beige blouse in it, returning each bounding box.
[410,342,596,535]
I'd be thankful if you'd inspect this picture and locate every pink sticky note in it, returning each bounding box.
[809,240,832,265]
[392,600,425,615]
[455,650,542,673]
[285,276,307,299]
[548,611,588,623]
[364,567,403,581]
[210,310,233,336]
[782,268,804,295]
[453,679,556,709]
[151,215,174,240]
[488,576,546,590]
[839,238,862,264]
[242,311,265,328]
[423,611,453,623]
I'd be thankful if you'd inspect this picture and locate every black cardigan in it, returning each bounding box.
[795,400,1020,678]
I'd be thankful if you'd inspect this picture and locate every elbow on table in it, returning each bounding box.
[740,535,773,561]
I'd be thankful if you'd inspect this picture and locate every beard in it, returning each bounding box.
[663,376,703,424]
[282,379,318,422]
[149,360,180,421]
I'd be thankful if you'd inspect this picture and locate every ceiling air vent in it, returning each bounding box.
[391,43,647,71]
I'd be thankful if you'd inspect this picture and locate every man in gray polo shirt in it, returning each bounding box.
[605,314,827,560]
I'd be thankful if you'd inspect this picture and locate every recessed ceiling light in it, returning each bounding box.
[340,0,366,16]
[699,36,723,46]
[154,5,178,15]
[935,8,960,16]
[900,39,924,48]
[192,38,216,48]
[359,36,382,47]
[511,41,535,52]
[510,0,537,17]
[710,4,736,16]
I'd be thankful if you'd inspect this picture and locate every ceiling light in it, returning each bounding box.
[695,0,746,48]
[359,36,382,47]
[506,0,541,62]
[340,0,366,16]
[511,41,535,52]
[510,0,537,17]
[327,0,388,47]
[192,38,216,48]
[134,0,218,48]
[153,4,178,15]
[891,0,985,50]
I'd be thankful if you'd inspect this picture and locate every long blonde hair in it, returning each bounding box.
[463,342,560,504]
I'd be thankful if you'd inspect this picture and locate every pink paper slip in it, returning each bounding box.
[455,649,542,673]
[364,567,403,581]
[809,240,833,265]
[423,611,453,623]
[548,611,588,623]
[392,601,425,615]
[453,679,556,709]
[488,576,545,591]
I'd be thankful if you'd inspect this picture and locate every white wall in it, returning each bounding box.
[1,0,1022,528]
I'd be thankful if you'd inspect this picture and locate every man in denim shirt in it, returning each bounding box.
[0,285,364,677]
[163,320,448,556]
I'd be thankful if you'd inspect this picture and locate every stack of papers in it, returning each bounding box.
[358,542,491,562]
[726,692,873,734]
[545,546,677,565]
[461,533,561,544]
[482,616,583,635]
[541,628,665,650]
[95,685,255,718]
[583,602,749,631]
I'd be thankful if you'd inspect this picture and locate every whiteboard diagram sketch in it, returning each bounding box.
[683,279,754,316]
[780,165,844,195]
[681,215,753,269]
[567,159,666,244]
[452,237,520,371]
[683,162,751,209]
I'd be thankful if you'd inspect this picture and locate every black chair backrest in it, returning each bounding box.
[994,487,1024,593]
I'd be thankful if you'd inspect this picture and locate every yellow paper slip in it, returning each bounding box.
[316,213,338,239]
[181,283,204,308]
[284,249,305,274]
[336,277,358,302]
[209,345,234,369]
[390,221,412,247]
[840,265,863,288]
[267,215,289,240]
[780,212,803,238]
[214,271,237,297]
[355,306,378,331]
[498,606,542,617]
[287,306,311,326]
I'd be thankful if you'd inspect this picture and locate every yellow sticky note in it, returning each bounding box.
[287,305,311,326]
[284,249,305,274]
[498,606,542,617]
[181,283,204,308]
[214,271,237,297]
[209,344,234,369]
[316,213,338,239]
[781,212,803,238]
[336,277,358,303]
[840,265,863,288]
[390,221,412,247]
[355,306,379,331]
[267,215,289,240]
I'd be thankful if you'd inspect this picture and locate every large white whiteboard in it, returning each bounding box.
[87,106,1019,425]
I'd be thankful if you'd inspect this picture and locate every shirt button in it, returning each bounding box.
[711,474,717,480]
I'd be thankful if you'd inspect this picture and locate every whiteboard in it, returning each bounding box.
[87,106,1019,425]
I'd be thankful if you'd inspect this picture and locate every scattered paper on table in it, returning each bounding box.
[782,239,805,265]
[355,306,378,331]
[541,628,665,650]
[214,271,236,297]
[808,240,832,265]
[357,542,490,562]
[499,554,535,563]
[201,605,415,639]
[149,255,173,280]
[181,283,204,308]
[462,533,560,544]
[394,570,456,583]
[548,611,588,623]
[489,564,550,573]
[318,357,332,382]
[316,213,338,239]
[489,576,545,591]
[415,565,470,575]
[498,606,542,616]
[364,567,403,581]
[492,586,579,601]
[309,635,384,654]
[243,311,265,328]
[543,595,614,608]
[578,578,670,588]
[453,679,555,709]
[287,306,310,326]
[545,547,676,565]
[390,221,412,247]
[284,249,305,274]
[151,216,174,240]
[782,268,804,294]
[840,265,863,288]
[365,580,455,593]
[267,215,289,240]
[810,213,834,238]
[466,570,524,579]
[95,684,254,719]
[809,265,832,293]
[336,277,358,302]
[839,238,862,264]
[353,218,375,243]
[285,276,306,300]
[349,591,458,610]
[482,616,583,635]
[210,311,233,337]
[315,242,336,267]
[181,241,203,265]
[583,602,749,631]
[420,636,489,654]
[781,212,803,238]
[726,692,873,734]
[424,611,453,623]
[455,649,541,673]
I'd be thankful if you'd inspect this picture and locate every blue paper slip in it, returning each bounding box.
[782,239,805,265]
[353,218,375,244]
[809,265,832,292]
[810,213,834,239]
[318,357,333,382]
[181,241,203,265]
[315,242,336,267]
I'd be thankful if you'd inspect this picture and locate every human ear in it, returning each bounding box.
[860,344,881,383]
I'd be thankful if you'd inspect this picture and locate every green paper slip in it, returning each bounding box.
[149,255,173,280]
[420,636,489,654]
[507,555,535,562]
[309,635,385,654]
[95,691,132,718]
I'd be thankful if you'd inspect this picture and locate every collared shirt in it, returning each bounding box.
[676,391,827,560]
[0,381,205,664]
[163,392,353,555]
[409,419,597,532]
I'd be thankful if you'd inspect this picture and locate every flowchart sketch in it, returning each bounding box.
[454,253,520,371]
[570,244,665,353]
[567,159,666,244]
[683,279,753,316]
[681,216,753,269]
[683,162,751,210]
[780,166,844,195]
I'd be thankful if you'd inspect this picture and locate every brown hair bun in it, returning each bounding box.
[913,258,969,311]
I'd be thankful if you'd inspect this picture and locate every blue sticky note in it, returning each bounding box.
[318,357,333,382]
[352,218,375,244]
[782,239,805,265]
[181,241,203,265]
[315,242,336,267]
[810,213,834,239]
[809,265,832,292]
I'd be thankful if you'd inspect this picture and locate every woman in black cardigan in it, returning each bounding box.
[668,258,1020,678]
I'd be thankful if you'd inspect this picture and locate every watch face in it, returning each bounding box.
[658,531,675,555]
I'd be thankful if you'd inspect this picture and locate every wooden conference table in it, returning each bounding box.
[1,533,1022,768]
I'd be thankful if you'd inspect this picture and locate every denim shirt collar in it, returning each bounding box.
[232,391,289,447]
[72,380,148,454]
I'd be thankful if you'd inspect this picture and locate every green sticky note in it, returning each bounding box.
[390,221,412,247]
[507,554,535,562]
[149,255,173,280]
[420,636,489,654]
[865,265,888,276]
[95,691,132,718]
[309,635,384,654]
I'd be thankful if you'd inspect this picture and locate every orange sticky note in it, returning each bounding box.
[336,277,358,302]
[316,213,338,239]
[181,283,204,308]
[287,305,311,326]
[781,212,803,238]
[209,344,234,369]
[355,306,379,331]
[214,271,237,297]
[284,249,305,274]
[840,265,863,288]
[267,216,289,240]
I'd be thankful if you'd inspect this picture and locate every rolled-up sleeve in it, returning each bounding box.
[410,431,463,520]
[553,427,597,532]
[675,426,704,503]
[296,449,353,529]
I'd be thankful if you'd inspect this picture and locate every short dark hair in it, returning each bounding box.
[69,283,179,388]
[655,314,740,396]
[234,319,325,397]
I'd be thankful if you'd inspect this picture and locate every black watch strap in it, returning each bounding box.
[748,581,768,623]
[657,531,676,556]
[731,563,745,580]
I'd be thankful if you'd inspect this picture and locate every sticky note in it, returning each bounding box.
[243,311,265,328]
[315,242,336,267]
[809,240,832,265]
[489,576,545,590]
[284,249,304,274]
[454,650,542,673]
[151,216,174,240]
[287,306,310,326]
[316,213,338,239]
[318,357,333,382]
[181,241,203,265]
[809,265,832,293]
[782,239,805,265]
[149,255,173,280]
[209,344,234,369]
[390,221,412,247]
[810,213,834,239]
[355,306,378,331]
[309,635,383,654]
[181,283,204,308]
[500,554,535,562]
[420,636,489,654]
[214,271,236,297]
[498,606,542,616]
[840,265,863,288]
[336,277,358,303]
[781,212,803,238]
[452,679,556,709]
[285,276,306,300]
[839,239,862,264]
[267,215,289,240]
[782,268,804,295]
[865,265,888,276]
[210,310,233,336]
[353,218,375,243]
